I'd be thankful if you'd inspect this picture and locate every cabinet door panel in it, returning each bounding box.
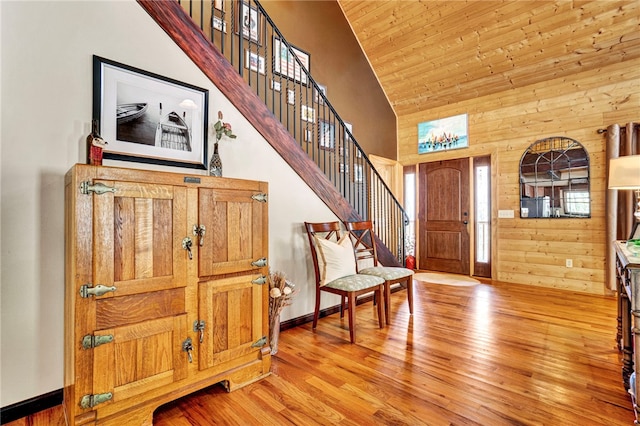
[90,179,189,405]
[198,275,264,370]
[93,315,189,404]
[96,288,186,330]
[94,180,187,295]
[198,188,266,276]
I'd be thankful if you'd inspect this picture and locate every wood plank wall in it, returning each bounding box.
[398,59,640,295]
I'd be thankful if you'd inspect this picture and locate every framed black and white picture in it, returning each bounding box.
[93,56,208,169]
[314,83,326,105]
[319,120,335,150]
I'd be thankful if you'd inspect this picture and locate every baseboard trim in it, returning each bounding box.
[0,389,63,425]
[280,305,342,330]
[280,290,383,331]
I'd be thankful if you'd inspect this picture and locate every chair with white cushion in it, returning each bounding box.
[344,220,414,325]
[304,221,385,343]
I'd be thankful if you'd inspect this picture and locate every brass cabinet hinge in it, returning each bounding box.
[79,284,116,298]
[251,336,267,348]
[82,334,114,349]
[251,257,268,268]
[251,275,267,285]
[80,181,116,195]
[251,193,268,203]
[80,392,112,409]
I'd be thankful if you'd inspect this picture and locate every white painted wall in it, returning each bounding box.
[0,0,340,407]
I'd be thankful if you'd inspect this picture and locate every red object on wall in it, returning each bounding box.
[405,255,415,270]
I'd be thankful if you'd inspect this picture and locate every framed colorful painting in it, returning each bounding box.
[417,113,468,154]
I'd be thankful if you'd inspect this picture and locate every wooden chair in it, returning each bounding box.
[304,221,385,343]
[344,220,414,325]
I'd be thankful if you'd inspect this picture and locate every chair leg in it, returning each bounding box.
[340,296,346,318]
[347,293,356,343]
[376,286,384,328]
[313,289,321,329]
[384,282,391,325]
[407,277,414,315]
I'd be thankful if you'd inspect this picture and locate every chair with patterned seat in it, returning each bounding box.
[344,220,414,325]
[304,221,386,343]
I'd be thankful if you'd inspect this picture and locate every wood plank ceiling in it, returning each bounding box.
[337,0,640,116]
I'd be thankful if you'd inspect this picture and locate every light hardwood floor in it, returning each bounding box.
[8,278,635,425]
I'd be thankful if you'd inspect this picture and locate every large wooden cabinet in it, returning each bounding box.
[615,240,640,423]
[64,164,270,425]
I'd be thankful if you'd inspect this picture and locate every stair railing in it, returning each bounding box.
[178,0,408,263]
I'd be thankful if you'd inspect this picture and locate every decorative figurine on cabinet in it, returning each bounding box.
[86,119,108,166]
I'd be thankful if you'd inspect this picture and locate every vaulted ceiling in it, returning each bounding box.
[337,0,640,116]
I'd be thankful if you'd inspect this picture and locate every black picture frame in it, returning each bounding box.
[93,55,209,169]
[318,120,335,151]
[236,1,263,45]
[273,37,310,86]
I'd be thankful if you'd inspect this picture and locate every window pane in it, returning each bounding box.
[475,166,489,263]
[404,172,416,255]
[404,172,415,221]
[564,191,590,215]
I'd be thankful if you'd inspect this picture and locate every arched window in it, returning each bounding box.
[519,136,590,218]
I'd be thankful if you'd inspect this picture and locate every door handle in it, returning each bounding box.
[463,220,468,225]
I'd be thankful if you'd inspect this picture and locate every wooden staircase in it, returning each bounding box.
[137,0,403,266]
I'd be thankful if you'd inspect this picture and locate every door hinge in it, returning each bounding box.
[251,336,267,348]
[251,193,268,203]
[80,392,113,409]
[79,284,116,298]
[82,333,114,349]
[80,181,116,195]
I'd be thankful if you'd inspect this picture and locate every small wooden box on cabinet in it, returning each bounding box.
[64,164,271,425]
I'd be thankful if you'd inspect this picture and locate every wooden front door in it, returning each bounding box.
[418,158,470,274]
[91,179,189,407]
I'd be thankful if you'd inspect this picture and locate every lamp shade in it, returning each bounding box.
[179,99,198,109]
[608,155,640,189]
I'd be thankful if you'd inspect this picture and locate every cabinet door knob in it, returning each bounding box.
[193,225,206,246]
[182,237,193,260]
[182,337,193,363]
